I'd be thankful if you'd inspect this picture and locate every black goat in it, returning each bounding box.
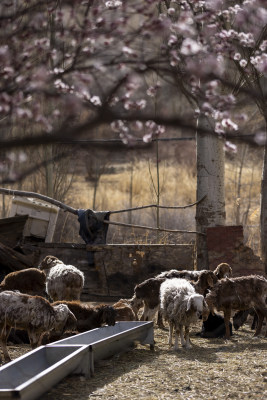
[196,312,233,338]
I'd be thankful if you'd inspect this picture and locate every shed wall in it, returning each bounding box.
[35,243,195,300]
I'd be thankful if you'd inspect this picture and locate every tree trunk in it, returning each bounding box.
[260,138,267,272]
[45,146,54,198]
[195,115,226,269]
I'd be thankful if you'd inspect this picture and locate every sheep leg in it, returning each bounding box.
[168,321,173,346]
[174,330,179,351]
[141,305,159,322]
[0,326,11,362]
[223,309,231,339]
[179,325,186,347]
[254,309,265,336]
[251,312,258,330]
[174,324,182,351]
[140,303,150,321]
[184,326,192,349]
[157,310,165,329]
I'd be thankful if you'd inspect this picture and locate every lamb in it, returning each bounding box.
[51,301,116,333]
[196,312,233,338]
[0,290,77,363]
[0,268,46,297]
[205,275,267,339]
[112,298,140,321]
[160,278,209,350]
[39,255,85,301]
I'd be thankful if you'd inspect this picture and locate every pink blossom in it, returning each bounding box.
[90,96,102,106]
[221,118,238,131]
[239,59,247,68]
[180,38,202,55]
[233,53,241,61]
[224,141,237,153]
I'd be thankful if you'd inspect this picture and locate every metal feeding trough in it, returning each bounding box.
[0,321,154,400]
[0,345,90,400]
[50,321,154,375]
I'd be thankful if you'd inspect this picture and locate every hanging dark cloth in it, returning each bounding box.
[78,209,110,266]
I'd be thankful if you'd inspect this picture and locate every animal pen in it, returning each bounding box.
[0,189,266,400]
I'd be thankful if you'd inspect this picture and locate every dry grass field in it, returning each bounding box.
[3,317,267,400]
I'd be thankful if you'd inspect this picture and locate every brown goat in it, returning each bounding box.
[205,275,267,339]
[213,263,232,279]
[112,299,137,321]
[192,271,218,296]
[52,301,116,333]
[0,268,46,297]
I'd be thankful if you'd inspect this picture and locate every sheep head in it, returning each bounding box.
[186,293,205,319]
[204,291,216,315]
[194,271,218,295]
[39,255,63,271]
[214,263,232,279]
[99,305,116,326]
[130,295,143,314]
[53,303,77,333]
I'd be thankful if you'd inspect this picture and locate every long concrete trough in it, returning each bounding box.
[0,321,154,400]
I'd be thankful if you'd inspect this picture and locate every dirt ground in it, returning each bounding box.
[2,318,267,400]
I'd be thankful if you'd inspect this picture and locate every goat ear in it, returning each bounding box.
[46,257,53,265]
[207,275,214,287]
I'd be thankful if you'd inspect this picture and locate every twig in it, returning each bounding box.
[109,195,207,214]
[104,220,206,236]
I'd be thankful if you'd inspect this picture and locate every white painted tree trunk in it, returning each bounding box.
[195,115,226,269]
[44,146,54,198]
[260,139,267,273]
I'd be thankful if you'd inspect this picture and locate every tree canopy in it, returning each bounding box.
[0,0,265,157]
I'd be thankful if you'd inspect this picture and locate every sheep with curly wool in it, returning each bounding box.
[160,278,209,350]
[0,290,77,363]
[40,255,85,301]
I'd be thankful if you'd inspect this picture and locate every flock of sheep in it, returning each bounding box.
[0,256,267,364]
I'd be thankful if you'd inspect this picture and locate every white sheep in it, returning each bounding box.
[0,290,77,363]
[39,255,85,301]
[160,278,208,350]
